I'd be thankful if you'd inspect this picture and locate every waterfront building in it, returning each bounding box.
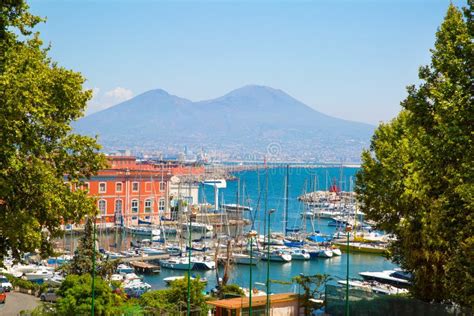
[70,156,204,227]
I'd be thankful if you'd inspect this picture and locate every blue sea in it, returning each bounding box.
[141,166,398,293]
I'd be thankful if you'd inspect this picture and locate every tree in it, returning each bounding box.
[139,276,209,315]
[356,3,473,308]
[293,274,329,316]
[66,218,97,276]
[55,274,126,316]
[216,284,245,299]
[64,218,119,278]
[0,1,106,263]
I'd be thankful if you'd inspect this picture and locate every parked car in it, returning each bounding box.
[0,275,12,292]
[0,287,6,304]
[40,288,59,302]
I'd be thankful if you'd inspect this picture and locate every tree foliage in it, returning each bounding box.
[356,3,473,308]
[216,283,245,299]
[0,1,106,263]
[63,218,119,278]
[66,218,97,276]
[140,276,208,315]
[55,274,125,316]
[293,274,329,316]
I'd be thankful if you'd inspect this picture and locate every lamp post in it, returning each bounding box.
[266,209,275,316]
[345,224,352,316]
[247,230,257,315]
[91,217,96,316]
[187,205,192,316]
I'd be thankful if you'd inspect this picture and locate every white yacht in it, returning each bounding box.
[24,269,54,281]
[331,248,342,256]
[359,270,412,287]
[290,249,310,260]
[337,280,409,295]
[317,248,334,258]
[261,250,292,262]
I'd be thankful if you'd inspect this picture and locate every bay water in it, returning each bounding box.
[143,166,398,293]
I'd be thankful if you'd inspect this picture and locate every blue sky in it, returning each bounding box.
[29,0,465,124]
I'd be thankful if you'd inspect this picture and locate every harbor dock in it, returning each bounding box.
[129,261,161,273]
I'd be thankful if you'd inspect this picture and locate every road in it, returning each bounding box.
[0,291,40,316]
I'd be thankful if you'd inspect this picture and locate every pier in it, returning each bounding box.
[129,261,161,274]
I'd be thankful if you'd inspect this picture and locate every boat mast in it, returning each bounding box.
[284,164,289,236]
[263,159,268,249]
[235,177,240,239]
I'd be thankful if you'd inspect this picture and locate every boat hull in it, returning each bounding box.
[233,255,260,265]
[334,243,387,255]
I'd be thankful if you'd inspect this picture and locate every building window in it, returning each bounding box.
[98,200,107,215]
[144,199,152,213]
[116,182,123,192]
[145,182,152,192]
[115,199,123,213]
[83,182,89,192]
[159,198,165,212]
[159,181,165,192]
[131,216,137,221]
[132,182,139,192]
[99,182,106,193]
[131,199,139,213]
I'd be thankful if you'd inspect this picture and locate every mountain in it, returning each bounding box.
[74,85,374,162]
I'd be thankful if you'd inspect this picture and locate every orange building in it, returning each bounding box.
[80,156,205,227]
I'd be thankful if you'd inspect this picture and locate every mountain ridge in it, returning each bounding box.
[74,85,374,162]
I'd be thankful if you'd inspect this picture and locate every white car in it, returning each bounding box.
[0,275,13,292]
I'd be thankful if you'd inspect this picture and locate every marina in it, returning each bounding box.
[59,167,397,294]
[1,166,401,298]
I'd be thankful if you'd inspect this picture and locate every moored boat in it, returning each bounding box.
[359,270,412,288]
[333,242,387,255]
[117,264,134,274]
[337,280,409,295]
[160,258,195,270]
[261,250,292,262]
[317,248,334,258]
[24,269,54,282]
[290,249,310,260]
